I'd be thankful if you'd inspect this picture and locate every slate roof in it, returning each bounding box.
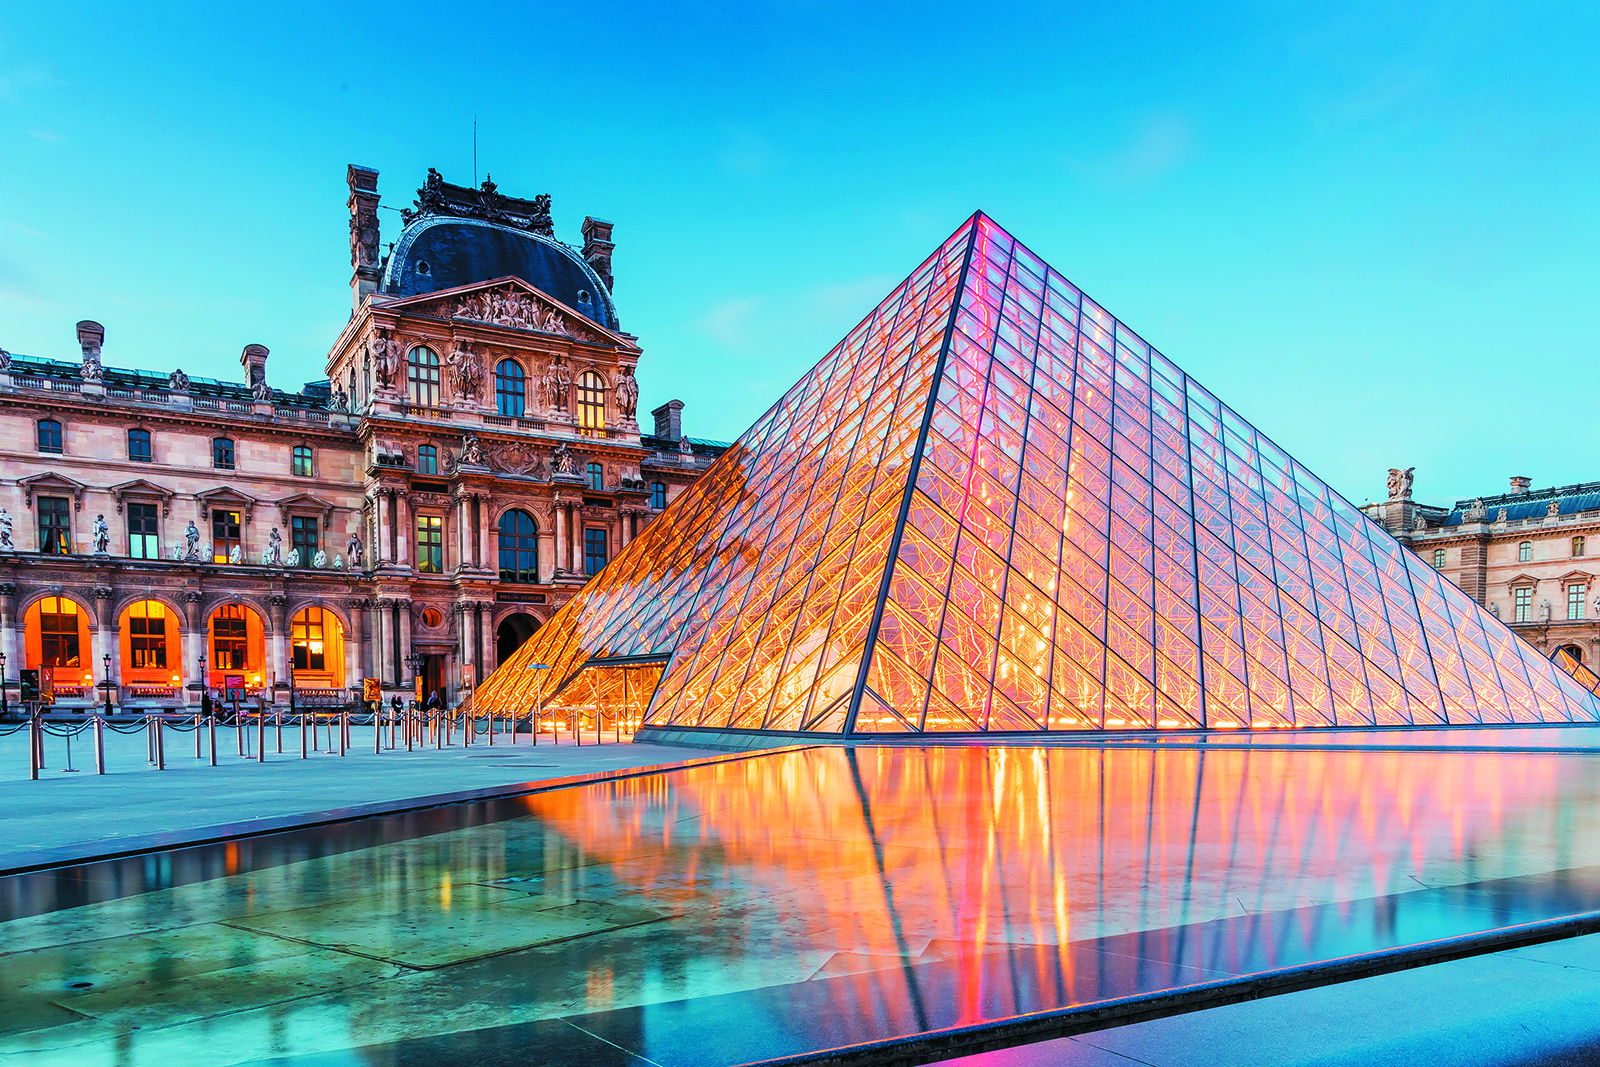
[1436,481,1600,526]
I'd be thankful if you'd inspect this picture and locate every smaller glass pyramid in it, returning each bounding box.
[476,215,1600,735]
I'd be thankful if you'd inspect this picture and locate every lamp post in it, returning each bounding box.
[0,650,8,719]
[102,652,112,716]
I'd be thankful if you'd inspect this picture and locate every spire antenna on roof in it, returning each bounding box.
[473,115,478,188]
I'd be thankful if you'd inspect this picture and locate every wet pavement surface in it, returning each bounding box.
[4,742,1600,1065]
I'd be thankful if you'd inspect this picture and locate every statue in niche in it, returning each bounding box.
[229,544,243,565]
[0,509,12,550]
[552,442,577,476]
[616,366,639,420]
[92,514,110,554]
[286,548,301,568]
[313,549,329,569]
[346,530,363,568]
[262,526,283,565]
[447,342,483,399]
[541,359,572,412]
[168,368,190,392]
[371,331,401,389]
[460,432,485,467]
[184,520,202,560]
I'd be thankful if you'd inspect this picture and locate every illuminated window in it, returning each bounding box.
[408,346,440,408]
[421,607,443,628]
[496,359,525,417]
[38,496,71,555]
[1575,536,1586,557]
[127,428,151,462]
[291,516,318,567]
[498,509,539,583]
[651,481,667,509]
[1432,548,1445,568]
[577,371,605,430]
[1518,541,1533,563]
[418,444,438,475]
[211,510,241,563]
[291,445,313,477]
[587,462,604,491]
[1514,586,1533,623]
[128,601,168,668]
[212,604,249,670]
[291,607,327,671]
[1569,583,1586,621]
[127,503,159,559]
[584,527,608,576]
[213,437,235,470]
[36,419,62,454]
[416,515,443,573]
[38,597,80,668]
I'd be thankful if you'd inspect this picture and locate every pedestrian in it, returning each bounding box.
[426,689,442,713]
[201,688,213,718]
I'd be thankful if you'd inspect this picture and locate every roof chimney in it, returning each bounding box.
[347,164,382,314]
[582,217,614,292]
[652,399,683,442]
[1510,476,1531,495]
[76,320,105,386]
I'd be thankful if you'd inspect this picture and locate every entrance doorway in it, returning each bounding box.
[496,613,541,665]
[419,653,446,706]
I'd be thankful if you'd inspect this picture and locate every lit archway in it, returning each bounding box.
[23,595,94,696]
[1557,643,1585,664]
[290,606,346,689]
[118,599,182,693]
[207,603,267,693]
[496,612,540,666]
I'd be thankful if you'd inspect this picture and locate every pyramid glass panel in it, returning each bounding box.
[478,214,1600,734]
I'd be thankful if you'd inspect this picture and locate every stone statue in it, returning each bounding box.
[679,436,693,456]
[541,359,572,412]
[346,530,363,568]
[251,377,273,402]
[334,553,344,569]
[616,367,639,420]
[553,442,577,476]
[229,544,243,564]
[1539,598,1552,622]
[447,343,483,399]
[312,549,329,569]
[331,386,350,412]
[0,509,11,550]
[460,432,484,466]
[262,526,283,565]
[286,548,301,568]
[1548,499,1560,518]
[0,349,11,373]
[371,331,401,389]
[1386,467,1414,501]
[184,520,201,560]
[1497,508,1508,523]
[168,368,190,392]
[1490,603,1501,618]
[81,351,104,385]
[92,514,110,554]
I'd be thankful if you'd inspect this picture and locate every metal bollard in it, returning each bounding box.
[155,715,166,771]
[235,713,244,758]
[338,711,347,756]
[147,714,156,764]
[257,708,265,763]
[29,713,40,781]
[94,715,106,775]
[195,713,203,759]
[209,714,218,766]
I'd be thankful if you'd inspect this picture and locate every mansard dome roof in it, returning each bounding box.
[381,216,618,331]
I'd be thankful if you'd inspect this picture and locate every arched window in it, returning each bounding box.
[1518,541,1533,563]
[495,359,525,417]
[128,601,168,668]
[418,444,438,475]
[127,428,152,462]
[587,462,604,491]
[38,596,81,667]
[650,481,667,509]
[1559,643,1585,663]
[1574,536,1586,557]
[212,604,250,670]
[36,419,62,454]
[291,607,328,671]
[212,437,235,470]
[577,371,605,430]
[292,445,313,477]
[498,509,539,583]
[408,346,441,408]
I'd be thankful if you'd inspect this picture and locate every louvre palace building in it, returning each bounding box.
[0,165,723,711]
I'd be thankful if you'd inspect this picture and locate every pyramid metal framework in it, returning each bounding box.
[477,214,1600,734]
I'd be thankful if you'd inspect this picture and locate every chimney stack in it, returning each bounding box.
[76,320,105,388]
[1510,476,1531,495]
[582,217,615,292]
[652,399,683,442]
[347,164,382,314]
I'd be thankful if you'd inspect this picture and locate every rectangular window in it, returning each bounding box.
[128,502,159,559]
[38,496,71,554]
[651,482,667,509]
[129,602,168,668]
[37,420,62,454]
[1569,584,1586,621]
[128,428,152,462]
[38,596,80,668]
[1514,587,1533,623]
[211,509,241,563]
[1575,536,1587,557]
[213,438,235,470]
[584,527,608,576]
[1519,542,1532,563]
[416,515,443,573]
[1432,548,1445,568]
[290,516,318,568]
[292,446,313,477]
[213,605,249,670]
[418,445,437,475]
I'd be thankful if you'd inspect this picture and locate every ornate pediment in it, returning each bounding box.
[19,472,87,510]
[276,492,338,528]
[483,437,546,477]
[196,485,258,523]
[108,478,175,516]
[391,278,614,345]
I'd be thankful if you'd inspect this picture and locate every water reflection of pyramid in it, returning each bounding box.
[478,214,1600,735]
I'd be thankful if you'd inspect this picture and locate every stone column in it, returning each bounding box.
[376,491,392,564]
[0,583,15,701]
[93,585,117,697]
[266,594,288,700]
[554,504,568,577]
[397,599,412,689]
[473,496,486,569]
[181,591,203,705]
[479,604,493,676]
[456,495,470,573]
[345,597,366,689]
[395,494,411,569]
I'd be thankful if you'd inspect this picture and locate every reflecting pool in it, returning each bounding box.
[4,743,1600,1066]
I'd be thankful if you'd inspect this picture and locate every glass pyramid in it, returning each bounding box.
[477,214,1600,734]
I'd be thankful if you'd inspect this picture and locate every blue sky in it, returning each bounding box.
[2,2,1596,508]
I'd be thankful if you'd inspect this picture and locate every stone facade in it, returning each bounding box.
[0,165,725,712]
[1364,471,1600,667]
